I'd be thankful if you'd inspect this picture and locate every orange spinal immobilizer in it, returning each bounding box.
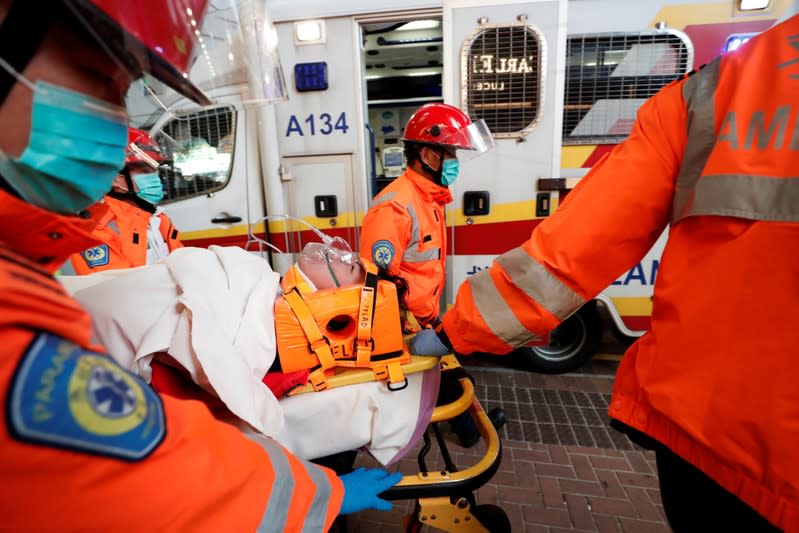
[275,261,410,391]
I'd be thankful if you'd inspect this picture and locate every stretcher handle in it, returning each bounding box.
[382,359,502,500]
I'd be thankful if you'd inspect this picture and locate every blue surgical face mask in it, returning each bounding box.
[133,172,165,205]
[0,79,128,214]
[441,158,460,186]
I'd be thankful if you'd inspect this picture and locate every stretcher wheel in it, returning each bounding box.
[472,504,511,533]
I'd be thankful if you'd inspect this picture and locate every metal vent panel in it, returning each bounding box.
[563,30,693,145]
[155,105,237,204]
[462,24,544,138]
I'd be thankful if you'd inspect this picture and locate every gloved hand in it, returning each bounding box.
[338,467,403,515]
[410,328,451,356]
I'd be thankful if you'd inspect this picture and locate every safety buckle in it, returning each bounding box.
[330,343,345,359]
[373,363,408,391]
[355,338,373,365]
[309,369,329,392]
[309,337,335,369]
[373,365,389,381]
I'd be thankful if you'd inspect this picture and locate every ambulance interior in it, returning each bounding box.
[361,18,443,196]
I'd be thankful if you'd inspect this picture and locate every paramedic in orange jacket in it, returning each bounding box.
[360,103,494,328]
[66,128,183,274]
[0,1,399,530]
[411,15,799,533]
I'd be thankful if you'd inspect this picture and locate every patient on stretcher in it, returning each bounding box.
[58,242,441,465]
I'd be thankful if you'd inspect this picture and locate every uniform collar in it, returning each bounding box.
[403,168,454,205]
[0,187,107,273]
[102,194,154,222]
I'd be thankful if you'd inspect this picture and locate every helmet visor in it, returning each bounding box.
[126,144,164,171]
[65,0,287,107]
[439,119,496,161]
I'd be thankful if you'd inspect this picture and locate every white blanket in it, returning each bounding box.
[59,246,435,464]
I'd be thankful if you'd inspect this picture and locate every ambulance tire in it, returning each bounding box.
[472,504,511,533]
[515,303,601,374]
[613,330,638,349]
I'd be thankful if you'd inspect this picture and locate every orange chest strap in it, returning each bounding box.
[282,289,337,371]
[355,263,378,367]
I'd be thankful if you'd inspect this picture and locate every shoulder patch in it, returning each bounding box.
[371,239,396,268]
[80,244,110,268]
[8,332,165,461]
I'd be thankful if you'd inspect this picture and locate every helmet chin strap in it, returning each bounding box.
[0,2,57,106]
[0,3,51,196]
[420,147,447,187]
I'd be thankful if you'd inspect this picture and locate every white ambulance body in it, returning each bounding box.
[127,0,787,371]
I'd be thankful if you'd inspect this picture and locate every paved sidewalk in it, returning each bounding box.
[345,363,670,532]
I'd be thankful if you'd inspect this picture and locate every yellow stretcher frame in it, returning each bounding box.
[286,354,440,396]
[294,351,509,531]
[381,355,508,533]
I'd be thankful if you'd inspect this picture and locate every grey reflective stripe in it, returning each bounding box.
[299,459,335,533]
[496,248,585,321]
[406,204,421,248]
[678,174,799,221]
[249,437,294,533]
[107,220,121,235]
[468,246,584,347]
[370,191,396,208]
[672,58,722,223]
[57,259,76,276]
[402,203,439,262]
[468,268,539,347]
[403,247,440,262]
[372,191,438,262]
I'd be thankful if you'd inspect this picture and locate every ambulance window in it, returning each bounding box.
[462,25,543,138]
[154,105,237,204]
[563,31,692,145]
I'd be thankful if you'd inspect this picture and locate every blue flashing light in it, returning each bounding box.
[294,62,328,92]
[724,33,757,53]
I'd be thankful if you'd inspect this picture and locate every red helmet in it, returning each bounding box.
[403,103,473,149]
[402,103,495,157]
[64,0,212,105]
[127,127,166,168]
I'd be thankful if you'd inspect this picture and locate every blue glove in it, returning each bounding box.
[339,467,403,515]
[410,328,450,356]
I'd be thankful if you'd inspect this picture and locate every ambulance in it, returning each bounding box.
[126,0,790,372]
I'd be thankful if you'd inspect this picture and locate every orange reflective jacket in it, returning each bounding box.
[0,188,342,531]
[442,16,799,531]
[360,169,452,326]
[68,195,183,275]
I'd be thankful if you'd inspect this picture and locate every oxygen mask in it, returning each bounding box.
[298,239,364,290]
[246,214,365,291]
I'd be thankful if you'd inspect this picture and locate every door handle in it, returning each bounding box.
[211,216,242,224]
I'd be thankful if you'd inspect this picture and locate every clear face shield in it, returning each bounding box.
[120,0,288,112]
[440,119,496,161]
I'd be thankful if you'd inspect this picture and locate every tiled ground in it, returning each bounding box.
[344,352,670,532]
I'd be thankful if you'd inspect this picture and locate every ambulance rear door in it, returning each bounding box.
[269,16,369,257]
[443,0,568,304]
[147,89,264,250]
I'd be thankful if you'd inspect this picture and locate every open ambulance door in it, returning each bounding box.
[443,0,601,371]
[144,90,266,253]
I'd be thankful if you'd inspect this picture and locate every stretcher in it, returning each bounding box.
[58,246,510,530]
[303,354,511,533]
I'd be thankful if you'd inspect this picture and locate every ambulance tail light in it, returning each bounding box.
[738,0,769,10]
